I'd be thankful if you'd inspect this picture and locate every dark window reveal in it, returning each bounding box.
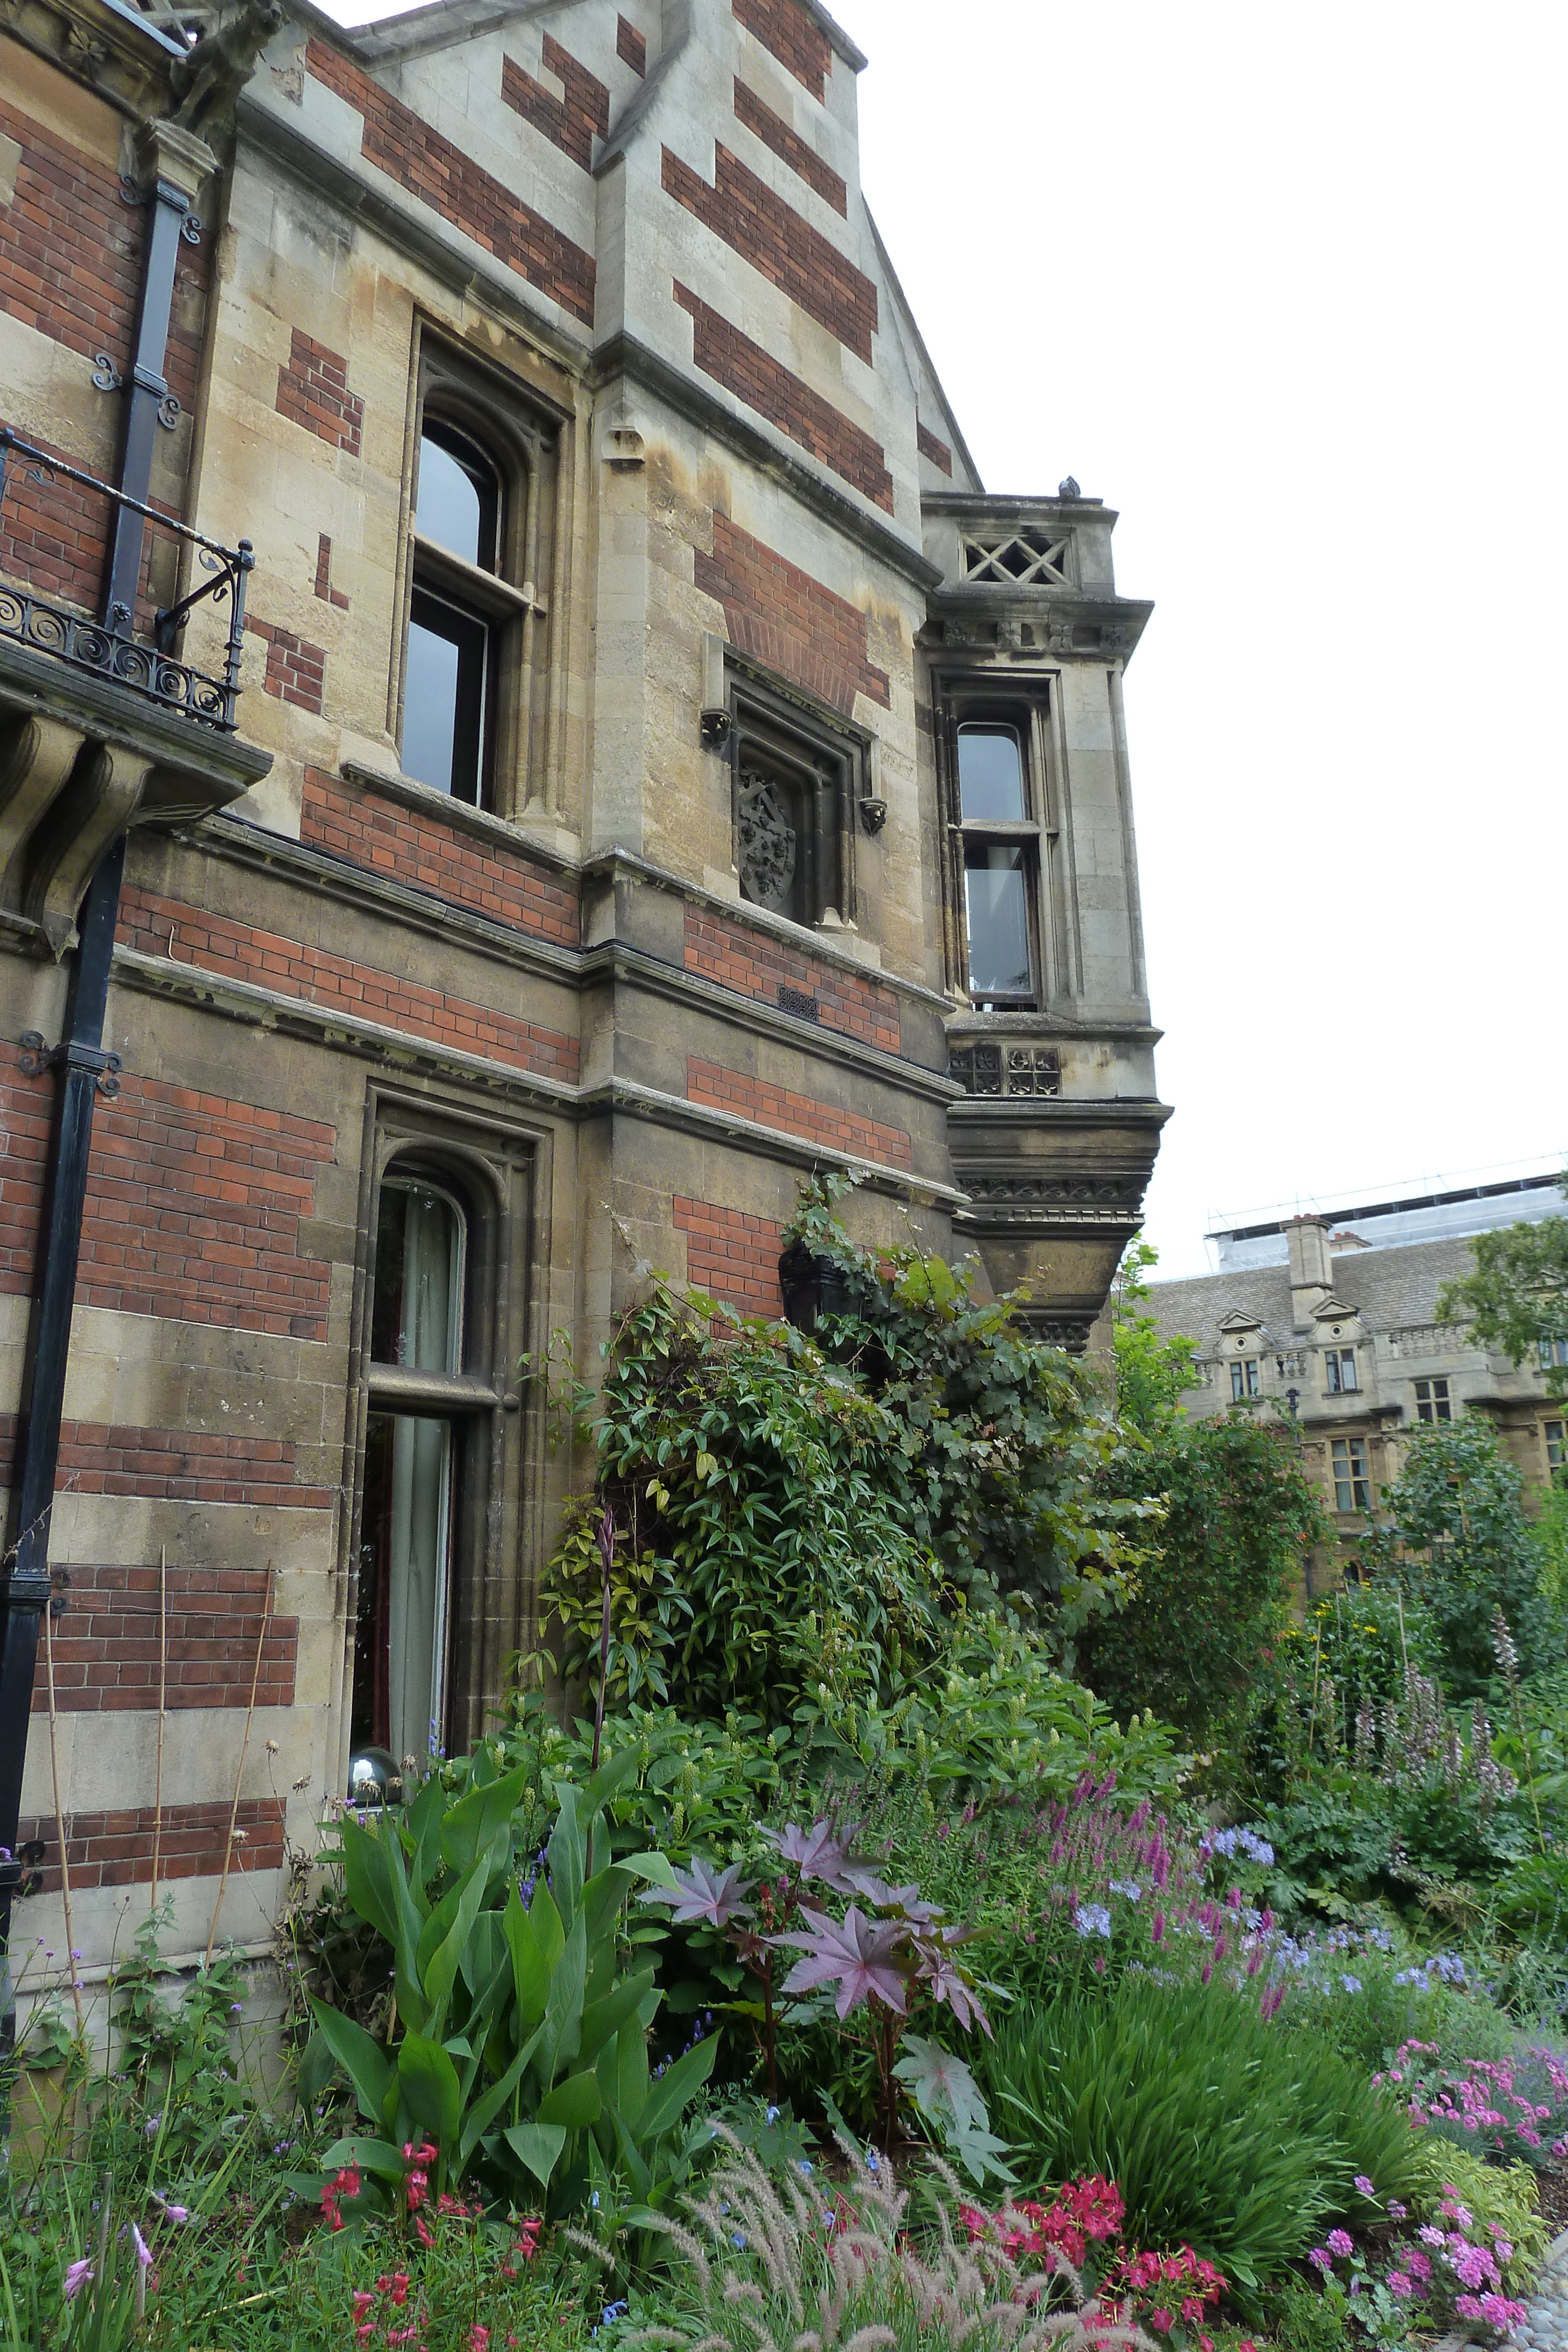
[403,420,507,806]
[353,1181,465,1768]
[954,717,1041,1008]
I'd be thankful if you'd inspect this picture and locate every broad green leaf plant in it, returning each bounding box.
[307,1749,716,2224]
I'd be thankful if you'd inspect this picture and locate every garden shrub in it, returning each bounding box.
[1409,2143,1550,2290]
[977,1976,1428,2291]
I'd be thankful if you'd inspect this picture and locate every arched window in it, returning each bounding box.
[403,422,507,807]
[352,1175,471,1768]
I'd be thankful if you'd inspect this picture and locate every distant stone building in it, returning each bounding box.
[1148,1173,1566,1589]
[0,0,1168,1987]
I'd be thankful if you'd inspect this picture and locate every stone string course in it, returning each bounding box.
[683,904,901,1053]
[687,1055,911,1167]
[117,885,581,1087]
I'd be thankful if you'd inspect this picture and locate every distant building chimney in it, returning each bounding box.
[1286,1215,1333,1327]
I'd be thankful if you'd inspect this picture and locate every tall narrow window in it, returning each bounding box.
[955,720,1041,1008]
[1546,1419,1565,1475]
[404,422,506,806]
[1325,1347,1358,1395]
[353,1180,466,1767]
[1331,1436,1370,1512]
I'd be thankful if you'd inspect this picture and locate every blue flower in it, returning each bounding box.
[1340,1974,1363,1994]
[1109,1879,1142,1902]
[1074,1903,1113,1939]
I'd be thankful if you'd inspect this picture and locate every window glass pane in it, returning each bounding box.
[957,724,1025,821]
[416,425,500,570]
[1231,1362,1244,1402]
[372,1182,463,1374]
[404,589,489,802]
[964,844,1032,998]
[352,1410,454,1766]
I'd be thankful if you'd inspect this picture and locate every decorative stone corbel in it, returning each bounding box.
[24,740,153,956]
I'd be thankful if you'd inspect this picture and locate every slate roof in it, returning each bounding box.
[1148,1234,1479,1353]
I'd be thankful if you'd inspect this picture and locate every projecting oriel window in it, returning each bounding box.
[1415,1377,1452,1424]
[353,1179,466,1768]
[1332,1436,1370,1513]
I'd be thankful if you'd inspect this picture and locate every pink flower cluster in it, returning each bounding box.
[1375,2040,1568,2161]
[1101,2243,1228,2339]
[352,2270,422,2350]
[960,2174,1125,2271]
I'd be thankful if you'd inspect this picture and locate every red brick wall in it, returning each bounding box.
[502,35,609,171]
[19,1797,286,1891]
[0,436,110,614]
[246,616,326,714]
[673,283,893,512]
[684,906,901,1053]
[917,419,953,476]
[688,1058,911,1167]
[45,1421,332,1509]
[733,79,846,213]
[674,1195,784,1316]
[663,145,874,358]
[30,1560,297,1716]
[696,512,890,716]
[0,95,139,389]
[617,15,647,74]
[302,769,579,947]
[76,1064,337,1341]
[306,38,595,327]
[731,0,832,101]
[118,887,581,1087]
[0,1058,56,1298]
[275,326,364,456]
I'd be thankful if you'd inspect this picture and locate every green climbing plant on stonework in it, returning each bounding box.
[534,1175,1158,1722]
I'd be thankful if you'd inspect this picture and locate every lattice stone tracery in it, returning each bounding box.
[959,528,1073,589]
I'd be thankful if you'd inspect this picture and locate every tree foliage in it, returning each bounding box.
[1082,1242,1330,1749]
[1436,1176,1568,1403]
[1361,1416,1561,1696]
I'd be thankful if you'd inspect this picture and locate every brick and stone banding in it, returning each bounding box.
[663,143,875,358]
[917,418,954,476]
[673,282,894,510]
[274,326,364,456]
[18,1798,286,1889]
[24,1558,298,1715]
[683,906,901,1054]
[501,35,609,172]
[731,0,833,101]
[673,1194,784,1316]
[687,1057,911,1166]
[617,15,646,74]
[246,615,326,714]
[696,512,890,716]
[733,78,847,213]
[306,37,596,326]
[302,769,580,947]
[75,1063,337,1340]
[118,887,581,1088]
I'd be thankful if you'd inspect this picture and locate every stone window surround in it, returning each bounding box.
[390,325,563,824]
[932,669,1062,1013]
[339,1086,547,1779]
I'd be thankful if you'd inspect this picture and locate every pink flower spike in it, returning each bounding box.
[63,2260,93,2301]
[130,2224,152,2270]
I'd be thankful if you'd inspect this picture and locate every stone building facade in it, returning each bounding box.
[0,0,1166,1991]
[1148,1174,1566,1592]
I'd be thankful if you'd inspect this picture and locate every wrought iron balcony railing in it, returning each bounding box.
[0,430,252,731]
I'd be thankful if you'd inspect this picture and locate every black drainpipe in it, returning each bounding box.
[0,148,197,2005]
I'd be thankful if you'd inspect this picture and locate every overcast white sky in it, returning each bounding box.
[326,0,1566,1274]
[836,0,1568,1272]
